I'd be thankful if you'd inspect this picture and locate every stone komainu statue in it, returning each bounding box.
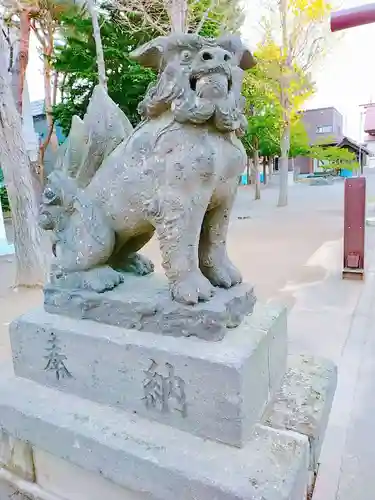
[39,33,255,305]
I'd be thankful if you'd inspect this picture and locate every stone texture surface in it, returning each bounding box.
[0,430,35,482]
[39,34,254,306]
[10,303,286,447]
[262,354,337,472]
[34,448,151,500]
[0,468,62,500]
[308,177,333,186]
[44,274,256,341]
[0,373,309,500]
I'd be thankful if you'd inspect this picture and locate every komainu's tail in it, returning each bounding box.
[54,85,133,188]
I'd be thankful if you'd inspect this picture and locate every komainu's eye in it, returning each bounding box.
[44,187,55,200]
[181,50,192,62]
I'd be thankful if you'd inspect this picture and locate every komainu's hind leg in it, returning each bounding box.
[108,229,155,276]
[43,171,124,293]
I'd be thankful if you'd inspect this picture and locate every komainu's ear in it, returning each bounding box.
[217,34,256,70]
[129,37,168,70]
[239,49,256,70]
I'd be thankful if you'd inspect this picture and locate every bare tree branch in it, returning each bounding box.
[87,0,107,90]
[166,0,188,32]
[113,0,170,35]
[114,0,244,36]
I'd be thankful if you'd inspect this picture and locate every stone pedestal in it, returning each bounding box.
[43,274,256,341]
[10,303,284,446]
[0,276,337,500]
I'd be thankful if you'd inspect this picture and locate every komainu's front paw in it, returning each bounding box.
[51,266,124,292]
[171,272,215,305]
[117,253,154,276]
[82,266,124,293]
[200,254,242,289]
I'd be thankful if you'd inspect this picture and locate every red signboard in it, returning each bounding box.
[343,177,366,280]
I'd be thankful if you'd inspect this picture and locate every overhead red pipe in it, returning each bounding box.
[331,3,375,32]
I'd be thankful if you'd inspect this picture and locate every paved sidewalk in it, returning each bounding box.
[282,221,375,499]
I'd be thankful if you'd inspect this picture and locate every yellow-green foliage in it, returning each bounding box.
[310,145,358,170]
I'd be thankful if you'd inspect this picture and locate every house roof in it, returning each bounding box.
[302,106,342,115]
[339,136,370,155]
[30,100,45,117]
[322,136,370,156]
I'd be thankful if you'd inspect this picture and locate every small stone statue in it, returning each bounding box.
[39,33,255,305]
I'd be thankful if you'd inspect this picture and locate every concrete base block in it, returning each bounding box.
[0,429,34,482]
[10,303,287,447]
[262,354,337,484]
[33,448,150,500]
[0,374,309,500]
[43,274,256,341]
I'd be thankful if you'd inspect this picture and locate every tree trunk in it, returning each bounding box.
[43,52,58,151]
[268,156,274,178]
[278,0,291,207]
[292,157,300,182]
[10,42,20,108]
[88,0,107,90]
[17,10,31,115]
[251,148,261,200]
[39,45,59,182]
[246,156,251,185]
[0,29,47,287]
[167,0,188,32]
[278,123,290,207]
[9,35,42,198]
[262,156,268,185]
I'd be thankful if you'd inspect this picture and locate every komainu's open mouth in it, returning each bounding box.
[190,75,198,91]
[189,73,232,93]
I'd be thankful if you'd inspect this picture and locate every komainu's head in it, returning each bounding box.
[130,34,255,135]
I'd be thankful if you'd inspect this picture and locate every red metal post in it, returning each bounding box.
[331,3,375,32]
[343,177,366,280]
[330,6,370,280]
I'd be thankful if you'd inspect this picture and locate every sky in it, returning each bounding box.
[27,0,375,141]
[304,0,375,141]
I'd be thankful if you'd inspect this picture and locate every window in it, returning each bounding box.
[317,125,333,134]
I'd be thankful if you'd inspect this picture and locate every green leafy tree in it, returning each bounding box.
[241,53,283,196]
[289,119,311,178]
[289,120,311,158]
[241,128,261,199]
[257,0,331,207]
[289,120,358,176]
[53,0,244,135]
[310,145,358,174]
[53,6,157,134]
[188,0,244,36]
